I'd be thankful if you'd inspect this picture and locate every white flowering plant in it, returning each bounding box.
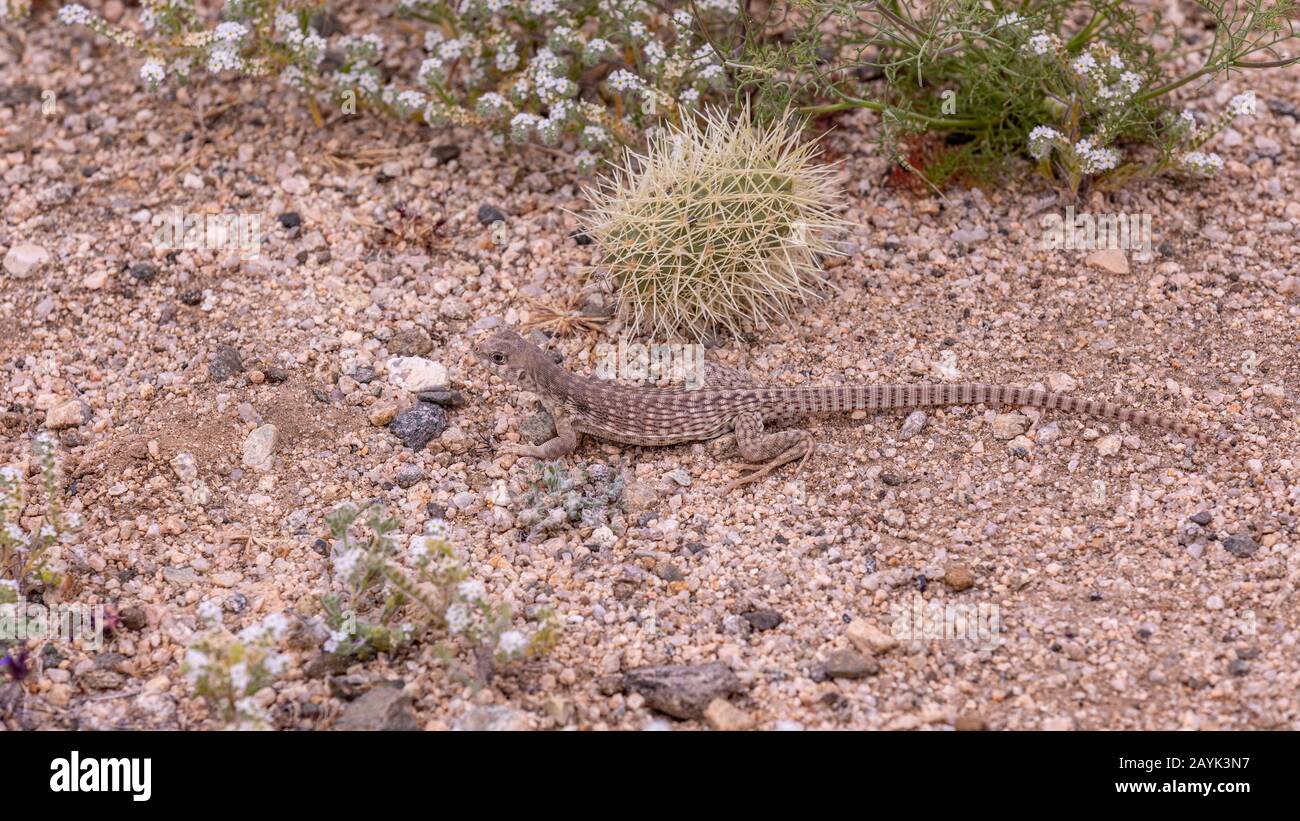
[774,1,1299,194]
[55,0,742,170]
[320,504,556,683]
[183,609,291,729]
[0,435,79,602]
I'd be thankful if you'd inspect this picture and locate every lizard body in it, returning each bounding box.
[475,330,1218,492]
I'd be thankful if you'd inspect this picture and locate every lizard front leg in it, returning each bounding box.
[501,414,581,460]
[722,412,815,494]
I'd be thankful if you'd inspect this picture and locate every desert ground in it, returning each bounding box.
[2,7,1298,730]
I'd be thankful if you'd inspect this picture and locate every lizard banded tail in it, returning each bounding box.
[754,383,1212,442]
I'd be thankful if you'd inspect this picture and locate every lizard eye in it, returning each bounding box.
[491,352,506,364]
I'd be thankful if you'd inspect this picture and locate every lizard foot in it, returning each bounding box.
[721,435,815,495]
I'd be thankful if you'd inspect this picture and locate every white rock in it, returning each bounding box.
[4,243,50,277]
[242,424,279,471]
[45,399,89,430]
[1096,434,1122,456]
[1085,248,1129,275]
[1047,372,1077,393]
[590,525,617,549]
[991,412,1028,440]
[387,357,448,392]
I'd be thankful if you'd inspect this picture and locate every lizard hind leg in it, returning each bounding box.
[722,412,816,495]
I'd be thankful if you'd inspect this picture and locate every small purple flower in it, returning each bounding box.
[0,648,30,681]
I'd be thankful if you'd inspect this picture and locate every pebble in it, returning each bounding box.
[45,399,89,430]
[476,204,506,226]
[622,663,743,720]
[389,403,448,451]
[209,345,244,382]
[823,649,879,679]
[416,389,466,407]
[453,705,531,731]
[389,327,433,357]
[991,412,1028,439]
[942,562,976,592]
[395,464,424,488]
[520,410,557,445]
[241,424,279,471]
[1096,434,1122,456]
[1085,248,1130,274]
[4,243,50,277]
[742,610,783,631]
[899,410,928,440]
[387,357,447,393]
[278,211,302,229]
[333,687,419,731]
[1223,533,1258,559]
[703,699,754,731]
[846,619,898,656]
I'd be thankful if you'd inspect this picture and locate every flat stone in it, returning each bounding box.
[387,357,447,393]
[847,618,898,656]
[623,663,743,720]
[452,705,531,731]
[1085,248,1130,274]
[702,698,754,731]
[416,389,466,407]
[1096,434,1122,456]
[332,687,419,731]
[45,399,89,430]
[1223,533,1258,558]
[742,609,783,631]
[389,327,433,357]
[991,412,1028,440]
[242,424,279,471]
[4,243,50,277]
[162,567,200,586]
[899,410,928,440]
[823,649,879,679]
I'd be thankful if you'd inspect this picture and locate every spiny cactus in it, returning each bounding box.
[583,107,848,342]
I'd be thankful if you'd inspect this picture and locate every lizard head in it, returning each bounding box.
[473,329,558,391]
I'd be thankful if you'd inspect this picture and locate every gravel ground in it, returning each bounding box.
[2,8,1297,730]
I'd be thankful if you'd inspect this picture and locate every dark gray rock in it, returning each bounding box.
[1190,510,1213,526]
[389,403,448,451]
[209,345,244,382]
[332,686,419,730]
[623,663,743,720]
[743,610,783,631]
[477,204,506,226]
[1223,533,1258,558]
[417,389,466,408]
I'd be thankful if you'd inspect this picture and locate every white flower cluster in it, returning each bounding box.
[1229,91,1256,117]
[1027,125,1063,159]
[139,60,165,89]
[1180,150,1224,175]
[1024,31,1057,56]
[1073,137,1120,174]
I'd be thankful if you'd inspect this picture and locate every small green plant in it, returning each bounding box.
[1,435,77,600]
[183,608,290,729]
[321,504,556,684]
[763,1,1299,194]
[584,105,847,341]
[515,460,625,538]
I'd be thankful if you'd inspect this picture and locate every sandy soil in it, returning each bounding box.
[1,6,1298,730]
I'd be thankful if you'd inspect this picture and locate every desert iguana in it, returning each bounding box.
[475,330,1218,493]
